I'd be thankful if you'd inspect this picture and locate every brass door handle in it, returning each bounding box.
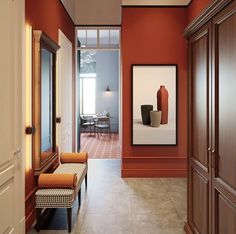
[25,126,36,135]
[14,148,22,156]
[208,147,211,152]
[56,117,61,123]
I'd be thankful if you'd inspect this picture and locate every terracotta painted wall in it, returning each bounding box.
[121,7,188,177]
[25,0,75,231]
[188,0,214,23]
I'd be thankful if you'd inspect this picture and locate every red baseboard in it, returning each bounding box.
[122,168,187,177]
[25,208,36,232]
[25,186,37,232]
[121,156,187,177]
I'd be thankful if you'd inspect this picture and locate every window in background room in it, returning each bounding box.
[77,29,86,47]
[77,28,120,49]
[86,30,97,47]
[110,30,120,48]
[99,30,109,47]
[80,51,96,115]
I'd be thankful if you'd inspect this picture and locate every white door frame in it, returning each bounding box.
[74,26,122,152]
[58,29,73,153]
[0,0,25,233]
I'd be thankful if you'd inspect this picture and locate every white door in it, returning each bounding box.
[0,0,25,233]
[58,30,73,153]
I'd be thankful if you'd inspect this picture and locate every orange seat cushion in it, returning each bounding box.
[38,173,77,189]
[60,152,88,164]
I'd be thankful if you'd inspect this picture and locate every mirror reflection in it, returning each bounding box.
[41,48,53,159]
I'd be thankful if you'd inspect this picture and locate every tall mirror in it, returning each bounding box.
[33,31,60,175]
[41,48,53,160]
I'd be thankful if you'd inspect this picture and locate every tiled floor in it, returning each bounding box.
[81,133,121,159]
[29,160,187,234]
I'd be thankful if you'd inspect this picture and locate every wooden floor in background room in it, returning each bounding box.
[80,133,121,159]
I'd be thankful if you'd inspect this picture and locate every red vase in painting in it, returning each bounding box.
[157,85,169,124]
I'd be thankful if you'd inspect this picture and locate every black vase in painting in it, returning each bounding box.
[141,105,153,125]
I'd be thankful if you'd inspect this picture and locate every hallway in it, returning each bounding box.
[29,160,186,234]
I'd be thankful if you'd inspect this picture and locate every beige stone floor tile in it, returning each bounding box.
[127,179,168,198]
[130,193,175,216]
[168,190,187,222]
[161,178,187,192]
[133,212,185,234]
[79,214,133,234]
[28,160,187,234]
[86,191,131,215]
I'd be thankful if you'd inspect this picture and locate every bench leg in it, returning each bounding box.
[85,173,88,189]
[78,189,81,208]
[36,208,42,232]
[67,208,72,233]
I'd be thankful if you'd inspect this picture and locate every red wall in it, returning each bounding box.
[25,0,75,231]
[188,0,214,23]
[121,7,188,177]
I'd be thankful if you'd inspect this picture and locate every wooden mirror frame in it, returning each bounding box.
[32,30,60,176]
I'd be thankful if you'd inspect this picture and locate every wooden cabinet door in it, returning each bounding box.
[188,22,212,234]
[212,2,236,234]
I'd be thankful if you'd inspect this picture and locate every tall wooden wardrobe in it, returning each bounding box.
[185,0,236,233]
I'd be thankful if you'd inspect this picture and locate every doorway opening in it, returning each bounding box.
[76,27,121,159]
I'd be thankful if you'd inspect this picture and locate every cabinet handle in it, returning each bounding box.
[207,148,211,167]
[211,150,216,168]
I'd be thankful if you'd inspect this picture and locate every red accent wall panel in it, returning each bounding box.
[121,7,188,177]
[25,0,75,231]
[188,0,214,23]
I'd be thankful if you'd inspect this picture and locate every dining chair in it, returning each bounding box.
[95,116,111,138]
[80,115,95,135]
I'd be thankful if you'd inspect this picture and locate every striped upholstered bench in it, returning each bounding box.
[35,156,88,233]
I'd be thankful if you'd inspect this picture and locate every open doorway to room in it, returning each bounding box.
[76,27,121,159]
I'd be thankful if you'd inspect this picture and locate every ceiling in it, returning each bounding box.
[60,0,192,25]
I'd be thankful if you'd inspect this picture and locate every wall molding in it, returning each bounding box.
[25,208,35,231]
[184,0,233,37]
[122,157,187,177]
[122,168,187,177]
[123,156,186,159]
[25,190,36,231]
[25,186,38,202]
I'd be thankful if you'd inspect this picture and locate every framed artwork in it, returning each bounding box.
[131,64,178,146]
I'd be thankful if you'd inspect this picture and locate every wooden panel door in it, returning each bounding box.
[58,30,73,153]
[188,22,212,234]
[212,1,236,233]
[0,0,25,233]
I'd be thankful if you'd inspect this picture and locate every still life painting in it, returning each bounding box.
[131,64,177,145]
